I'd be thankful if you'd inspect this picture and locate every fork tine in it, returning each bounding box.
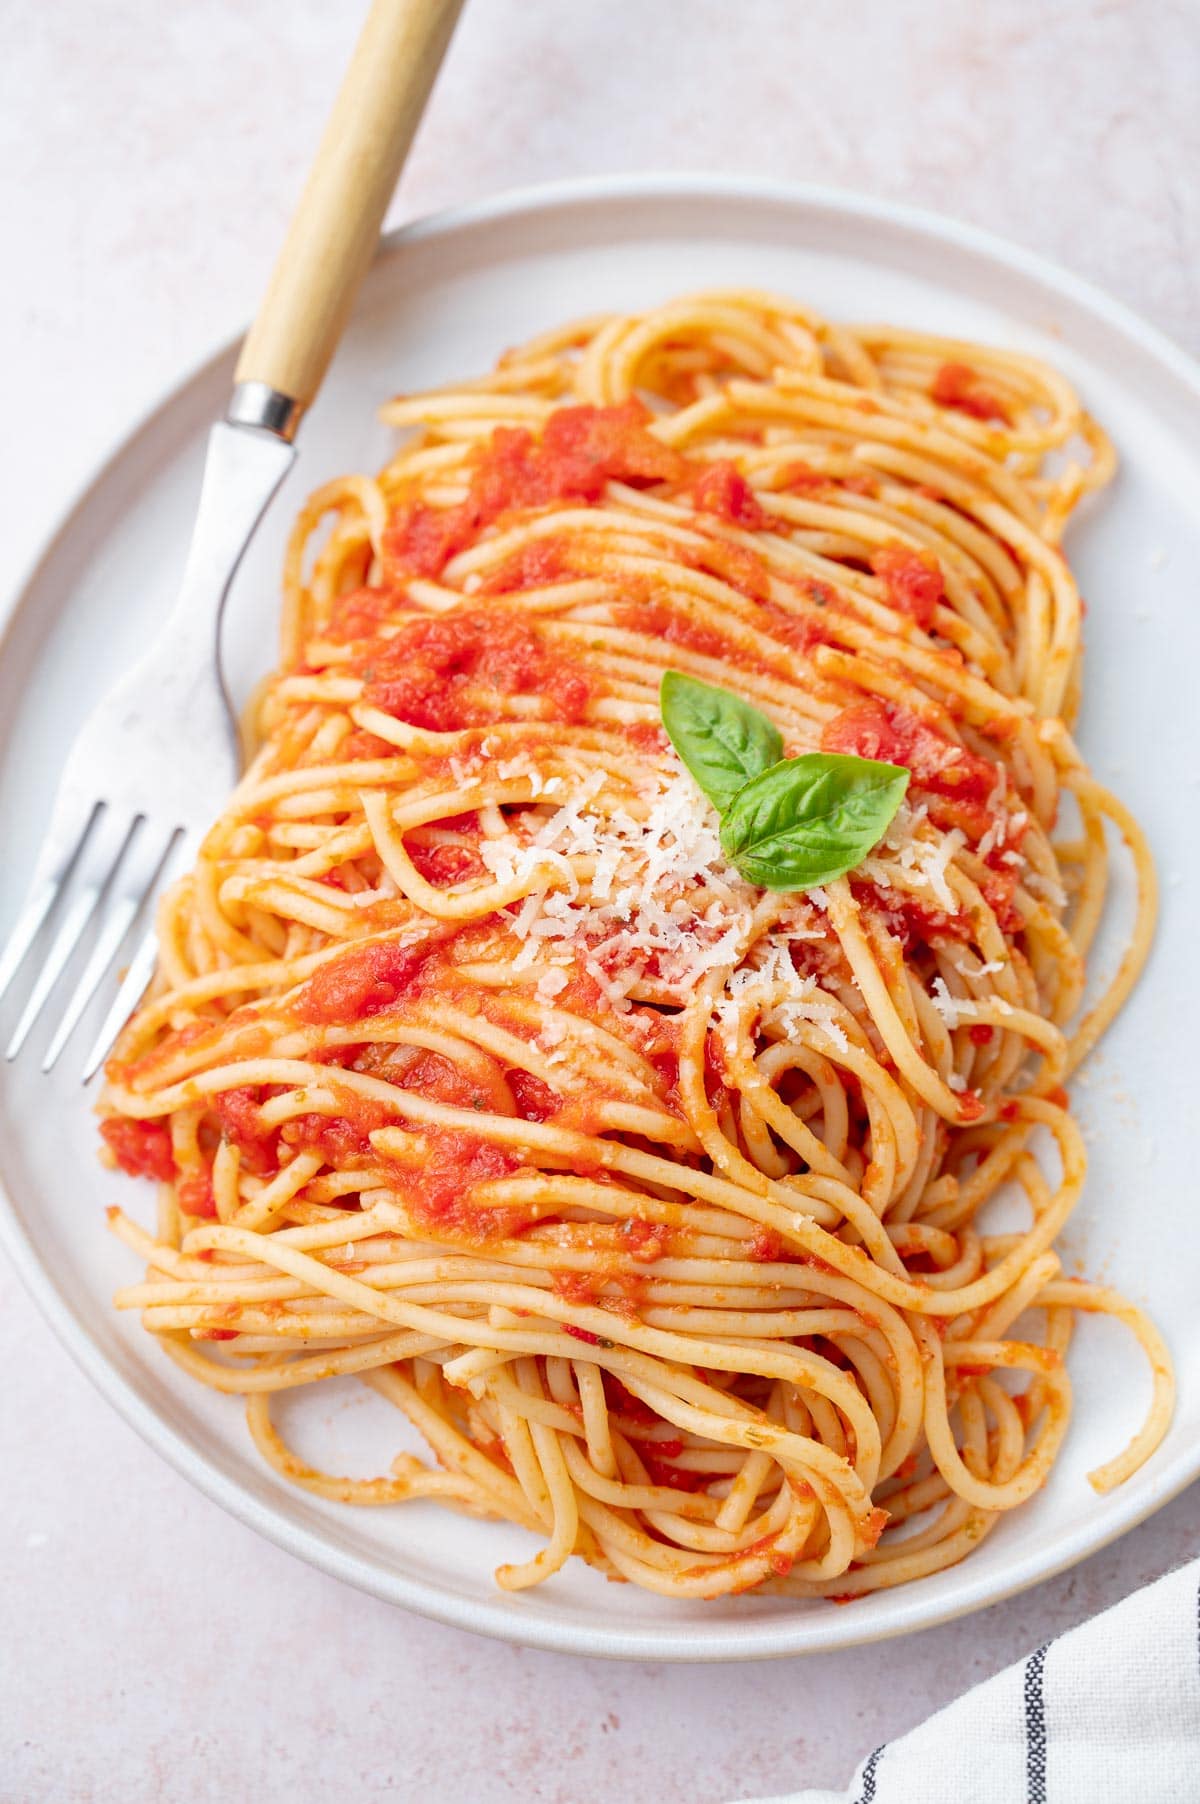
[5,811,140,1061]
[0,804,101,1006]
[41,895,141,1074]
[41,825,181,1073]
[81,826,193,1083]
[0,878,64,1008]
[81,928,161,1085]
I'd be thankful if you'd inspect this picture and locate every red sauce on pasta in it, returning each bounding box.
[100,1117,174,1182]
[362,610,594,731]
[870,543,944,629]
[295,938,436,1025]
[822,698,998,809]
[931,361,1012,425]
[382,402,689,582]
[692,460,767,530]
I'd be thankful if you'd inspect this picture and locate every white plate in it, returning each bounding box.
[2,177,1197,1661]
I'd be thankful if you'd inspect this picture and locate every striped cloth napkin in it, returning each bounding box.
[731,1558,1200,1804]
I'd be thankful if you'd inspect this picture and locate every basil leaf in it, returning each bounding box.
[660,670,783,812]
[719,753,909,891]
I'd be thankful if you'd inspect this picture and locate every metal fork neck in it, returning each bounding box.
[225,381,305,443]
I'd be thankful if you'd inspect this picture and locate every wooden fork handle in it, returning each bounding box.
[233,0,465,425]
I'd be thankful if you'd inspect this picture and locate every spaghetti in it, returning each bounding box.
[98,291,1172,1600]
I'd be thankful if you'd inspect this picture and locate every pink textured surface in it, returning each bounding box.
[1,2,1198,1798]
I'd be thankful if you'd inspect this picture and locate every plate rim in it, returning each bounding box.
[2,172,1198,1661]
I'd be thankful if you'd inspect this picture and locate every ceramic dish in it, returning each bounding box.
[1,177,1197,1659]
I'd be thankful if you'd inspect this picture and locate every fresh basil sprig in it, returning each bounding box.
[660,670,783,812]
[660,670,909,892]
[719,753,909,890]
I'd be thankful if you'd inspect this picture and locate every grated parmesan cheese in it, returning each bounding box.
[534,965,570,1003]
[479,767,761,1006]
[717,937,850,1054]
[930,976,978,1028]
[474,753,1007,1038]
[1024,868,1067,909]
[494,757,566,797]
[860,801,965,912]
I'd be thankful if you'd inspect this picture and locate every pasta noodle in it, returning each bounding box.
[97,290,1172,1600]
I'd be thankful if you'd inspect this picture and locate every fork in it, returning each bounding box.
[0,0,464,1081]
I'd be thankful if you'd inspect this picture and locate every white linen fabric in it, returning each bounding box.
[730,1558,1200,1804]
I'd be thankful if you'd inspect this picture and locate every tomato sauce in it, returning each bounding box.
[391,1047,488,1111]
[852,880,969,951]
[535,400,689,495]
[931,361,1012,426]
[870,544,944,629]
[862,1506,889,1549]
[550,961,613,1025]
[406,841,486,886]
[704,1031,731,1110]
[822,698,997,808]
[506,1068,563,1122]
[617,1217,665,1262]
[177,1168,216,1219]
[980,867,1024,935]
[361,609,594,731]
[919,791,1000,846]
[639,1443,710,1493]
[110,1016,254,1094]
[212,1086,279,1175]
[680,534,772,601]
[552,1268,608,1305]
[646,1049,681,1122]
[387,1128,523,1243]
[756,598,832,656]
[692,460,767,530]
[282,1092,392,1164]
[749,1227,785,1262]
[338,729,397,761]
[789,931,852,991]
[381,401,689,584]
[621,600,732,664]
[477,538,570,596]
[311,1043,366,1069]
[283,1046,494,1168]
[295,937,437,1025]
[563,1324,604,1346]
[328,584,404,641]
[100,1117,174,1183]
[623,719,669,756]
[604,1376,658,1424]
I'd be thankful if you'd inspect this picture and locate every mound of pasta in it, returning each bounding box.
[99,291,1172,1600]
